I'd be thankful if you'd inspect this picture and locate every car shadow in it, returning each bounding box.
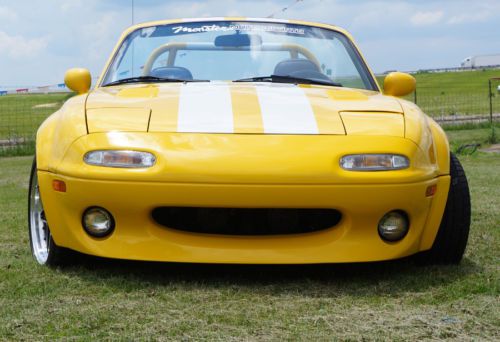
[60,254,481,297]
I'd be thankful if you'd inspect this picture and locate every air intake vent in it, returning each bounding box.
[152,207,341,235]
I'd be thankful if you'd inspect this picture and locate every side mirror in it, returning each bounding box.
[383,72,416,97]
[64,68,91,94]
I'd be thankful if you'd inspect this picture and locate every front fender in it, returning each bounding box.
[398,99,450,175]
[427,117,450,175]
[36,94,88,172]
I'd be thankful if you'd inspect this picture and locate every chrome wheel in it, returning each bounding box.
[29,169,50,264]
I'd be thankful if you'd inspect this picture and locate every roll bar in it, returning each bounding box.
[142,42,321,76]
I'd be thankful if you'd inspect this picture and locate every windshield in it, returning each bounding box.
[102,20,377,90]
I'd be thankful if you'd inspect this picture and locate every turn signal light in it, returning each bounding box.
[84,150,156,168]
[340,154,409,171]
[426,184,437,197]
[52,180,66,192]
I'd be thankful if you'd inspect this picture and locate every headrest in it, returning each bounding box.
[274,58,320,76]
[150,66,193,80]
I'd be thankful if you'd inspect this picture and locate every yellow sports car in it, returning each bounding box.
[29,18,470,266]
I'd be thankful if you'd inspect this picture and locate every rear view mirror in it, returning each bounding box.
[64,68,91,94]
[214,34,262,47]
[383,72,416,97]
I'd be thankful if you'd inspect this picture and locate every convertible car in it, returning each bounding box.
[29,18,470,266]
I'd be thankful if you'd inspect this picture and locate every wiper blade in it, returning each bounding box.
[233,75,342,87]
[103,76,208,87]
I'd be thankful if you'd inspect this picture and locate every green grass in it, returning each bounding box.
[0,133,498,339]
[378,68,500,116]
[0,141,35,158]
[446,124,499,153]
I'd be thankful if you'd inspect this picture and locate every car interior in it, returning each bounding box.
[150,57,329,81]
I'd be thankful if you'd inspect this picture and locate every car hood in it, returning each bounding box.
[85,83,404,136]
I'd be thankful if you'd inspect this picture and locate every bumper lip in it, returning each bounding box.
[37,170,449,264]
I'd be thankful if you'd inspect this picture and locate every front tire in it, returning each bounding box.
[418,153,471,264]
[28,159,74,266]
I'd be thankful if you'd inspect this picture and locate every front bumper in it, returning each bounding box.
[37,132,449,263]
[38,171,449,264]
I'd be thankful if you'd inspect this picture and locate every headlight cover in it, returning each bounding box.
[84,150,156,168]
[340,154,409,171]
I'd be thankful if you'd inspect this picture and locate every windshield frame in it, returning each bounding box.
[97,18,380,91]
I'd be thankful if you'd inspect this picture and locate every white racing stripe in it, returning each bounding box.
[256,85,318,134]
[177,83,233,133]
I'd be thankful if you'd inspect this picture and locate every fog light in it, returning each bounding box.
[82,207,115,237]
[378,210,409,242]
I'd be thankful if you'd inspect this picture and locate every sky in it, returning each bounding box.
[1,0,499,87]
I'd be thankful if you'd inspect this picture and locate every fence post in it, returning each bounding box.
[489,79,493,123]
[414,88,417,104]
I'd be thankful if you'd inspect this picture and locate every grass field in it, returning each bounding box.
[0,93,70,141]
[382,68,500,116]
[412,69,500,116]
[446,124,499,152]
[0,133,498,340]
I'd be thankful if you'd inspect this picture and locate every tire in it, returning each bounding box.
[417,153,471,265]
[28,158,75,267]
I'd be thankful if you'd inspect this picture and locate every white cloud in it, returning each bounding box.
[60,0,84,12]
[346,3,412,29]
[0,5,17,21]
[81,13,123,62]
[410,10,444,26]
[162,2,214,19]
[156,0,279,20]
[447,11,490,24]
[0,31,49,58]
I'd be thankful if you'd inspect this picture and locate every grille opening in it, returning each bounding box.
[151,207,342,235]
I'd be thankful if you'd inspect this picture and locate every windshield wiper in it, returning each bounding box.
[103,76,208,87]
[233,75,342,87]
